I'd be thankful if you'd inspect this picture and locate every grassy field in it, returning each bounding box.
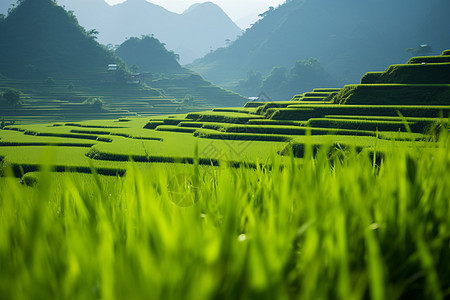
[0,51,449,299]
[0,131,449,299]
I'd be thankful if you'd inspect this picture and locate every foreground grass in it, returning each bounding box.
[0,134,449,300]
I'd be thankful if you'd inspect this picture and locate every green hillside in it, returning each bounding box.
[334,50,450,105]
[190,0,450,94]
[0,0,123,79]
[115,35,247,109]
[116,36,182,74]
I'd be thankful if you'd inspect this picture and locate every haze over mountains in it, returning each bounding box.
[190,0,450,94]
[0,0,242,64]
[58,0,242,64]
[2,0,449,101]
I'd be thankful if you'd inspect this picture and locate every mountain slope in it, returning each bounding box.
[189,0,450,86]
[56,0,242,64]
[116,36,182,74]
[0,0,122,79]
[113,35,246,108]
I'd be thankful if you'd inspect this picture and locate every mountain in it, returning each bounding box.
[114,35,247,108]
[0,0,123,79]
[116,35,181,74]
[56,0,242,64]
[189,0,450,89]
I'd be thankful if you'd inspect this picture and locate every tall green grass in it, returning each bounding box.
[0,133,449,299]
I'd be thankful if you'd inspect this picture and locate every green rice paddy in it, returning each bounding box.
[0,131,449,299]
[0,70,247,124]
[0,51,449,299]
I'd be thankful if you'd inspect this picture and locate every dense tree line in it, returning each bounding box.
[234,58,338,100]
[0,88,21,106]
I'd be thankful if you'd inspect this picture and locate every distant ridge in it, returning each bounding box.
[56,0,242,64]
[182,2,220,15]
[182,2,204,14]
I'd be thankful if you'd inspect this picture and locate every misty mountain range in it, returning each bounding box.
[62,0,242,65]
[1,0,242,65]
[2,0,449,101]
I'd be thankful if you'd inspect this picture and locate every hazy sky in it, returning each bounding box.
[104,0,286,29]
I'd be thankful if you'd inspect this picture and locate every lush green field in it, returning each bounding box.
[0,49,449,299]
[0,106,440,178]
[0,131,449,299]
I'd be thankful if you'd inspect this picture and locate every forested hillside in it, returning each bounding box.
[190,0,450,97]
[116,36,181,74]
[0,0,123,79]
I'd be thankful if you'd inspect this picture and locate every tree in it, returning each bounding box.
[8,4,16,15]
[284,58,331,97]
[169,50,180,62]
[2,88,21,106]
[82,97,103,111]
[106,44,119,52]
[289,58,325,87]
[258,6,274,19]
[87,29,99,40]
[181,94,194,107]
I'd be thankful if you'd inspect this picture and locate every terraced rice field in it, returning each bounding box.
[1,51,449,178]
[0,70,247,124]
[0,51,449,300]
[1,99,447,178]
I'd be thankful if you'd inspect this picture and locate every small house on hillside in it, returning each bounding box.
[249,91,272,102]
[108,64,118,71]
